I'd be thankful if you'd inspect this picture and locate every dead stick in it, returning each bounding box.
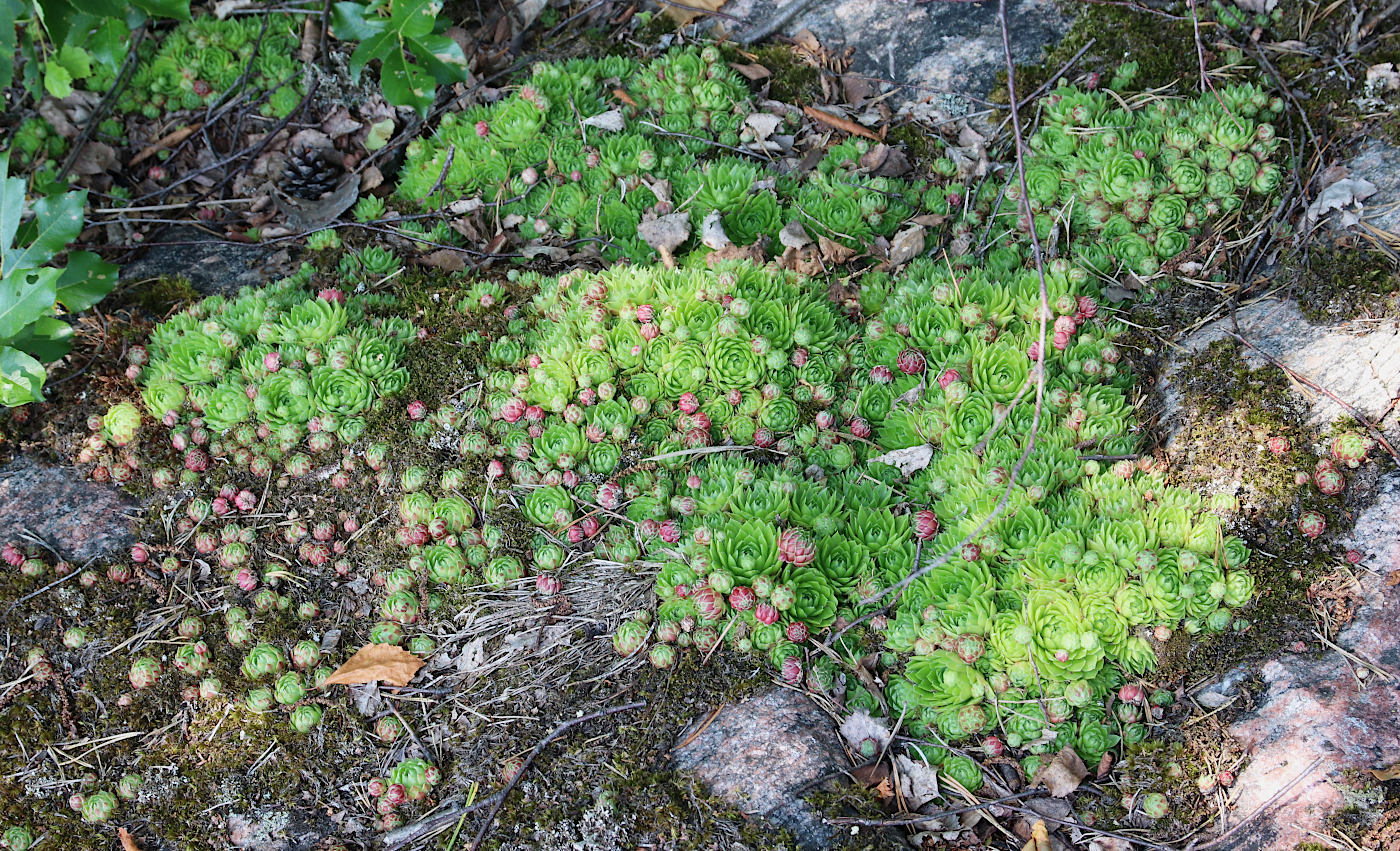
[467,700,647,851]
[826,788,1046,827]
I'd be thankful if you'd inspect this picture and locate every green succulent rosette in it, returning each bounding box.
[431,496,475,532]
[536,422,586,467]
[523,486,573,527]
[1223,570,1254,608]
[940,754,984,792]
[971,341,1031,403]
[255,370,315,427]
[905,650,988,712]
[712,520,778,584]
[311,367,372,417]
[707,335,761,391]
[944,394,995,449]
[424,544,467,584]
[814,537,869,593]
[1024,589,1105,682]
[278,298,346,347]
[202,381,252,432]
[780,565,838,630]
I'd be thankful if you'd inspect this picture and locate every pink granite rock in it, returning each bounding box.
[673,687,846,849]
[1220,474,1400,850]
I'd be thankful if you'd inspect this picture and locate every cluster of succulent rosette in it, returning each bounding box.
[1006,80,1284,277]
[4,43,1292,839]
[113,14,307,119]
[123,263,414,485]
[398,47,1281,292]
[395,47,927,259]
[1270,429,1376,540]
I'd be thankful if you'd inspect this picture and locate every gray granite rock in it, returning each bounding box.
[1350,138,1400,237]
[0,455,137,563]
[723,0,1072,108]
[672,687,845,850]
[121,226,294,297]
[1160,296,1400,434]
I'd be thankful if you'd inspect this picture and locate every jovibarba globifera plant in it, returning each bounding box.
[408,256,1258,778]
[133,263,413,484]
[395,47,929,260]
[115,14,307,119]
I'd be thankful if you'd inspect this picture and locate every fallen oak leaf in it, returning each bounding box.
[729,62,771,81]
[322,644,424,688]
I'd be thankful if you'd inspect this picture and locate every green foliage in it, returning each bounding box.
[332,0,469,115]
[1,0,191,98]
[115,13,305,119]
[0,155,117,405]
[395,48,918,260]
[135,264,412,462]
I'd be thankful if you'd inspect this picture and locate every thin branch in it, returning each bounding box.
[467,700,647,851]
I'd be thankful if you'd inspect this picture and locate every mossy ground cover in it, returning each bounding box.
[0,2,1396,850]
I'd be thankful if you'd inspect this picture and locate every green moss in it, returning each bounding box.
[1293,242,1400,323]
[722,43,822,104]
[1000,1,1200,104]
[1148,339,1333,680]
[124,276,202,317]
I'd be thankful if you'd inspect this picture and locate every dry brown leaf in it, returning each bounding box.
[1371,764,1400,781]
[660,0,725,26]
[1386,570,1400,587]
[612,88,639,108]
[131,124,204,166]
[817,235,857,265]
[859,142,910,178]
[1096,751,1114,779]
[322,644,424,687]
[705,242,766,267]
[1030,747,1088,797]
[419,249,468,272]
[801,106,881,142]
[119,827,142,851]
[638,212,691,268]
[70,141,118,176]
[1021,820,1051,851]
[729,62,771,81]
[888,225,925,266]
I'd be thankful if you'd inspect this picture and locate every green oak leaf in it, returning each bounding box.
[55,250,118,312]
[0,345,46,405]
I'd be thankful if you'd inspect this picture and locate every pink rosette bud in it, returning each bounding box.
[780,656,803,684]
[896,348,926,375]
[912,510,940,541]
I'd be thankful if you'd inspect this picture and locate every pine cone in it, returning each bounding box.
[280,145,342,200]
